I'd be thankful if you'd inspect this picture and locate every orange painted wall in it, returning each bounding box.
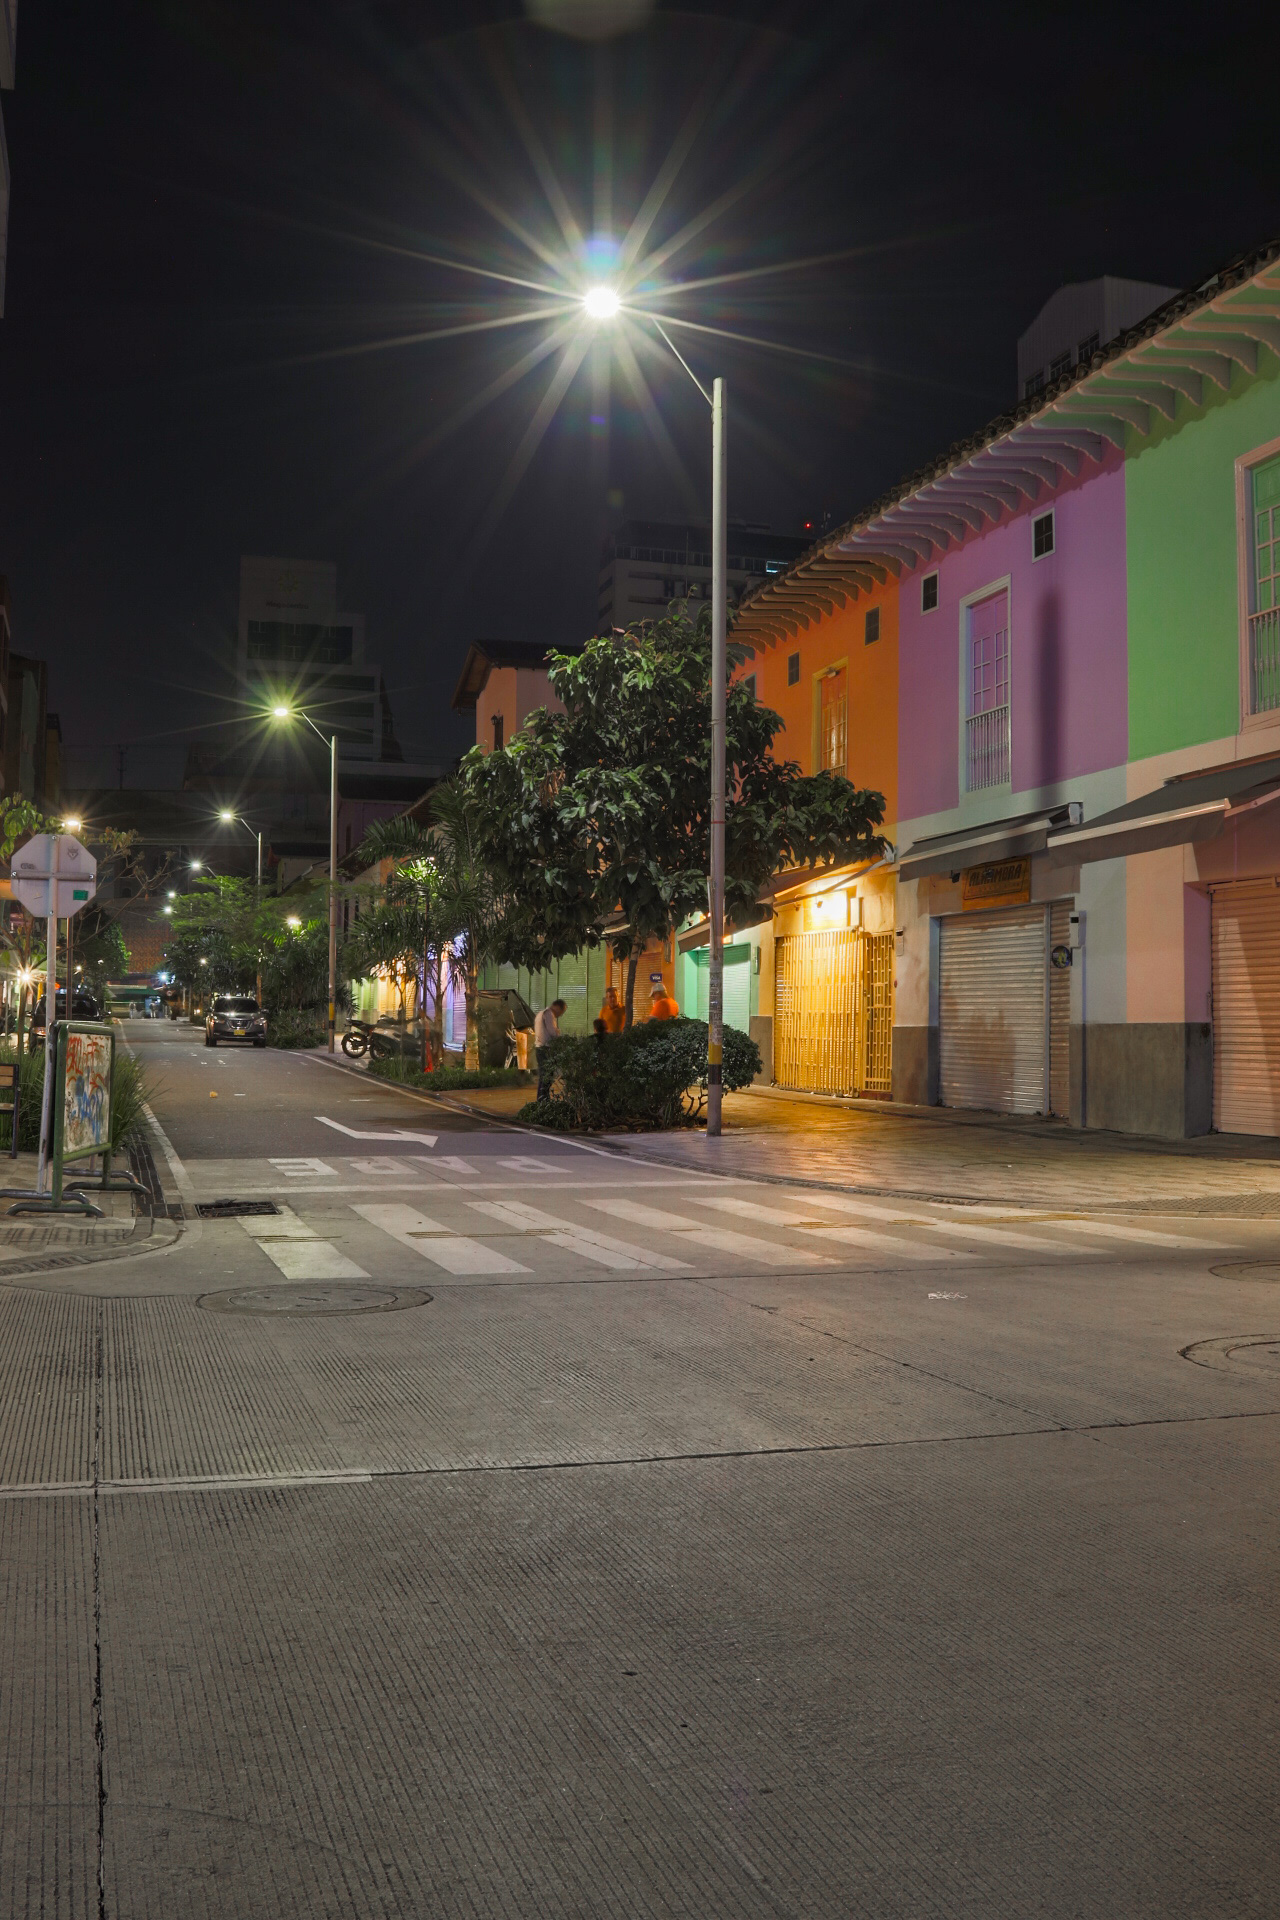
[736,580,899,831]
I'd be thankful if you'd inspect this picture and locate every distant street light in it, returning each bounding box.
[218,808,266,1002]
[582,285,620,321]
[286,915,301,930]
[62,817,83,832]
[199,957,208,967]
[162,906,172,916]
[272,706,339,1053]
[189,860,202,871]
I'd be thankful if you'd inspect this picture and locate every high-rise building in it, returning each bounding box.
[0,0,18,315]
[1017,276,1179,401]
[237,556,398,763]
[597,520,813,634]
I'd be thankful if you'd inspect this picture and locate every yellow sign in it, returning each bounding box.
[961,858,1031,910]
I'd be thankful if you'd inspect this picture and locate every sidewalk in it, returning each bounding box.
[602,1086,1280,1215]
[0,1148,162,1266]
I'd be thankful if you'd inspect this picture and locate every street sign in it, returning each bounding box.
[11,834,97,918]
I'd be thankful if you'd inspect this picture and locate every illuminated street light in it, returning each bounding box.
[167,891,177,900]
[272,706,339,1053]
[62,817,83,832]
[286,915,301,930]
[190,860,203,871]
[199,957,208,967]
[163,906,172,916]
[582,286,620,321]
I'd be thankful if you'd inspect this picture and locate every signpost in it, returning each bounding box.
[7,834,99,1212]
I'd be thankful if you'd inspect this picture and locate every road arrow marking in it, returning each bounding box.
[315,1116,438,1147]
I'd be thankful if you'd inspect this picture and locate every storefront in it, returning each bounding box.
[937,893,1072,1117]
[1210,879,1280,1135]
[767,865,895,1098]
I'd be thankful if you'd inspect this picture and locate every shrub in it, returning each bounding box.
[2,1040,154,1154]
[523,1018,760,1132]
[268,1009,327,1050]
[368,1058,532,1092]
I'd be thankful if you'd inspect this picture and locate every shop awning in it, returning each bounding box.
[899,805,1082,881]
[1046,754,1280,865]
[678,904,773,954]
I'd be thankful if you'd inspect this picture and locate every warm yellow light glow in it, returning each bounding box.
[272,705,291,719]
[583,286,620,321]
[199,957,208,966]
[286,916,301,929]
[62,817,83,832]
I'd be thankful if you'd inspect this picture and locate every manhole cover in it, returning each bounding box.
[197,1199,281,1219]
[1181,1334,1280,1375]
[199,1283,431,1316]
[1210,1261,1280,1283]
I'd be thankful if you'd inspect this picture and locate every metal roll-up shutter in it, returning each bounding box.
[1212,880,1280,1135]
[939,906,1048,1114]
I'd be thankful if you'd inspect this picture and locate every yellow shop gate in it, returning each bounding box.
[773,928,893,1096]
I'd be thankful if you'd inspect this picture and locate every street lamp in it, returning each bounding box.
[582,290,728,1136]
[217,810,263,888]
[62,817,83,833]
[272,705,339,1052]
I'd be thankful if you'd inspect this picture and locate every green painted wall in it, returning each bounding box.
[1127,357,1280,760]
[485,948,606,1036]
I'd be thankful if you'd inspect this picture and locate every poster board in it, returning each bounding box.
[55,1023,114,1166]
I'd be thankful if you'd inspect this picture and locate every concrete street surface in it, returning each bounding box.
[2,1018,1278,1917]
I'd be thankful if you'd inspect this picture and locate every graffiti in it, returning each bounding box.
[62,1031,112,1159]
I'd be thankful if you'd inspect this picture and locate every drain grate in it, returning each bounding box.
[199,1283,431,1317]
[196,1199,281,1220]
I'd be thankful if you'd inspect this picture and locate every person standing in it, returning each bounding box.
[648,982,680,1020]
[598,986,625,1033]
[534,998,566,1103]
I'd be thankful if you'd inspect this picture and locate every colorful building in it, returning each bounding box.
[735,240,1280,1138]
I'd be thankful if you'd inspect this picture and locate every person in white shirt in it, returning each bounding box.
[534,999,566,1103]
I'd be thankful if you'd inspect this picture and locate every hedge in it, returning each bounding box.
[519,1017,760,1132]
[367,1059,533,1092]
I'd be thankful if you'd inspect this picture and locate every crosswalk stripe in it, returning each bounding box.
[352,1204,528,1275]
[581,1196,829,1266]
[798,1223,971,1262]
[236,1206,369,1281]
[467,1200,688,1271]
[1053,1218,1226,1251]
[906,1219,1069,1255]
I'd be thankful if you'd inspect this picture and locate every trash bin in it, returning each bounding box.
[515,1027,532,1071]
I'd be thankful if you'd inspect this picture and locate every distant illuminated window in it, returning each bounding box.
[921,572,939,613]
[864,606,881,646]
[1033,511,1055,560]
[787,651,800,686]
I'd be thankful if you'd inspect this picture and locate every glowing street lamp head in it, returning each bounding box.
[272,705,291,719]
[583,286,620,322]
[286,915,301,930]
[62,817,83,832]
[218,809,234,823]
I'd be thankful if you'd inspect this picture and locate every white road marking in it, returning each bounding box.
[468,1199,688,1271]
[907,1219,1069,1255]
[581,1195,829,1266]
[352,1203,527,1275]
[238,1204,315,1239]
[798,1223,971,1262]
[498,1156,575,1174]
[269,1157,338,1177]
[1054,1218,1228,1250]
[316,1116,437,1146]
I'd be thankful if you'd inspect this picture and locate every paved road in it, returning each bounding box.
[3,1020,1279,1916]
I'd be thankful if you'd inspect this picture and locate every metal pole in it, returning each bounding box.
[707,375,727,1138]
[36,906,56,1192]
[256,830,263,1009]
[328,735,338,1053]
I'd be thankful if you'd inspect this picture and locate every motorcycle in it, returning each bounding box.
[341,1019,375,1059]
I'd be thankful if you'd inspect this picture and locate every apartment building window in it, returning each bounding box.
[1024,370,1045,399]
[921,571,939,613]
[820,668,847,774]
[1050,352,1072,384]
[1248,453,1280,713]
[1032,510,1055,560]
[864,606,881,645]
[742,674,756,700]
[1077,331,1099,366]
[966,588,1010,790]
[787,651,800,686]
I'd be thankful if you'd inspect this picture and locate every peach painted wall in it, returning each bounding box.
[474,665,563,753]
[738,581,898,828]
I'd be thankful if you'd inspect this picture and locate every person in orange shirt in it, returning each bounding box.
[648,983,680,1020]
[598,986,625,1033]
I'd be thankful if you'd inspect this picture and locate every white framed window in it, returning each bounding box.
[958,578,1012,793]
[1032,509,1055,561]
[921,571,939,613]
[1235,435,1280,725]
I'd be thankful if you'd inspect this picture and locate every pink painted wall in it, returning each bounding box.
[896,459,1129,820]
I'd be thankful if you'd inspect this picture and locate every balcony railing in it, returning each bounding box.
[966,704,1010,790]
[1250,608,1280,714]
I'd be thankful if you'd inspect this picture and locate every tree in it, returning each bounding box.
[350,814,457,1069]
[461,607,887,1022]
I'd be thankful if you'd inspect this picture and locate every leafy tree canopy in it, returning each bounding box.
[460,606,886,1002]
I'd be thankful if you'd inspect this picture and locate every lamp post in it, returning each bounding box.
[582,291,728,1135]
[272,706,339,1053]
[219,810,265,1004]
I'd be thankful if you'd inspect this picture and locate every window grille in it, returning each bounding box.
[1024,370,1045,399]
[864,606,880,645]
[1050,352,1071,383]
[1250,456,1280,713]
[922,572,939,612]
[1077,332,1099,366]
[966,590,1010,790]
[820,669,847,775]
[787,651,800,686]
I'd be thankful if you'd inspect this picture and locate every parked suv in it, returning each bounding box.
[30,988,104,1036]
[205,996,267,1048]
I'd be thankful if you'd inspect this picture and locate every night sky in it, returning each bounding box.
[1,0,1275,788]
